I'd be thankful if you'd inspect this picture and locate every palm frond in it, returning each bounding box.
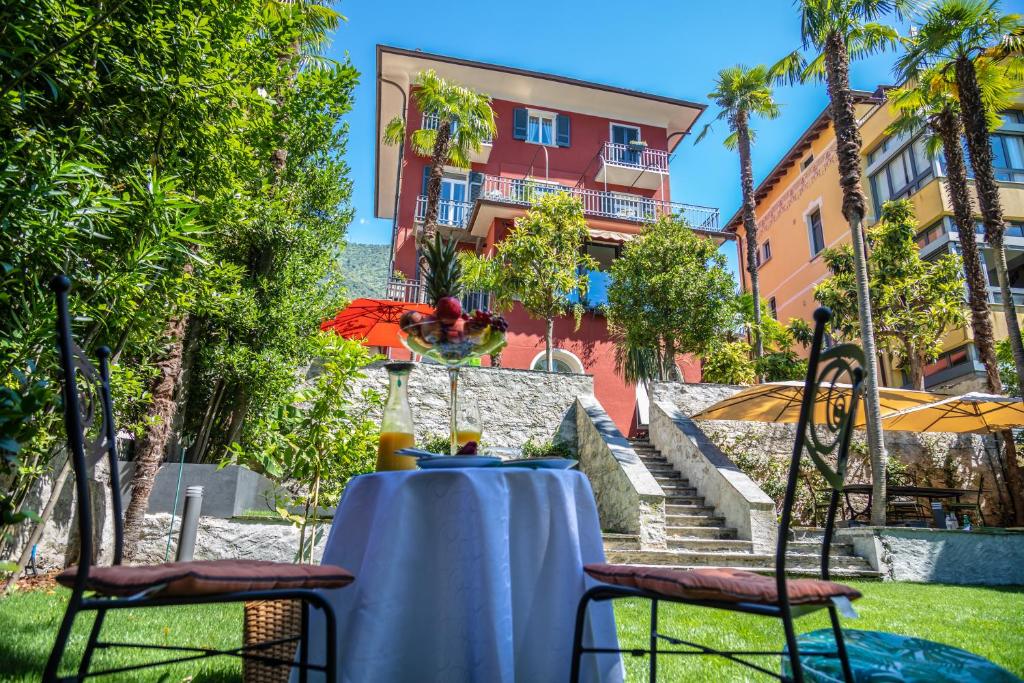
[770,50,808,85]
[382,116,406,146]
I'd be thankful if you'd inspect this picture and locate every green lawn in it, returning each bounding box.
[1,582,1021,682]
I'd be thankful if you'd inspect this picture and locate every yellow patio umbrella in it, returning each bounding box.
[690,381,944,428]
[880,392,1024,433]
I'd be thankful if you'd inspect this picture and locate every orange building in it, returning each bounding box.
[727,87,1024,392]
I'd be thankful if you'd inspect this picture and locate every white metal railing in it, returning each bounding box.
[601,142,669,173]
[415,195,473,229]
[478,174,720,231]
[386,277,490,310]
[421,113,493,144]
[987,286,1024,307]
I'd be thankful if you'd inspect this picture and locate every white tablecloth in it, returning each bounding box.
[301,468,624,683]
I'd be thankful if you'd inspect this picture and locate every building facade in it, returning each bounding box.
[727,88,1024,392]
[374,46,726,433]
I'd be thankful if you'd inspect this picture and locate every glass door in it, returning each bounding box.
[611,124,641,165]
[439,176,467,227]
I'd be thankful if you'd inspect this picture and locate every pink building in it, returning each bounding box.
[374,45,728,433]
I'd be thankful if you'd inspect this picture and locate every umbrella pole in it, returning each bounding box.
[448,366,460,455]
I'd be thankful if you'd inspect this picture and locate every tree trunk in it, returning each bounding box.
[956,57,1024,391]
[736,111,763,360]
[823,31,888,526]
[906,347,925,392]
[935,108,1002,393]
[544,317,554,371]
[122,313,189,560]
[420,120,453,284]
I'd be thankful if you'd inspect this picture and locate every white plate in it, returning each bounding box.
[499,458,578,470]
[417,456,502,469]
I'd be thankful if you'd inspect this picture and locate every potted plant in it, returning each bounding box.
[627,139,648,152]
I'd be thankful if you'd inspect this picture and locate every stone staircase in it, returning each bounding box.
[602,438,878,578]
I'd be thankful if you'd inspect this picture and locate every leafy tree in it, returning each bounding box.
[814,200,966,390]
[222,334,382,564]
[461,192,595,371]
[702,341,757,385]
[607,216,735,382]
[772,0,916,525]
[697,65,781,359]
[383,70,496,281]
[711,294,807,383]
[887,62,1017,395]
[896,0,1024,393]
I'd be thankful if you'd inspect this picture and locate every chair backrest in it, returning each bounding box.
[775,307,864,598]
[52,275,125,586]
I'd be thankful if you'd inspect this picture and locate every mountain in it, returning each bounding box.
[339,242,390,299]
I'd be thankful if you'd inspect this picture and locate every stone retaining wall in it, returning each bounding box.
[352,362,593,450]
[576,395,665,548]
[838,527,1024,585]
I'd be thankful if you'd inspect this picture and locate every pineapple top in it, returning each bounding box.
[423,233,463,306]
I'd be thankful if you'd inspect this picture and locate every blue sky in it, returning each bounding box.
[326,1,924,274]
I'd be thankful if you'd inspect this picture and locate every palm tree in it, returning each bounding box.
[887,66,1009,393]
[383,70,496,292]
[772,0,915,526]
[697,65,781,361]
[896,0,1024,391]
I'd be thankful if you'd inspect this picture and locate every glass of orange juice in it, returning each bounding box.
[376,362,417,471]
[455,395,482,449]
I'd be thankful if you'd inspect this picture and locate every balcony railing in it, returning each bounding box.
[421,113,493,144]
[386,277,490,310]
[601,142,669,173]
[414,195,473,229]
[478,175,720,231]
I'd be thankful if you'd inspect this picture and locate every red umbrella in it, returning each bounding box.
[321,298,433,349]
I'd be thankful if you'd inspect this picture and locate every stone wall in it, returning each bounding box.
[651,382,1009,523]
[576,395,665,548]
[352,362,593,451]
[838,527,1024,584]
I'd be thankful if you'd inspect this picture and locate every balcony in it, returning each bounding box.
[472,174,720,236]
[421,114,492,164]
[414,195,473,231]
[386,277,489,310]
[596,142,669,190]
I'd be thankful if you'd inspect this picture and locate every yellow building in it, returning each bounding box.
[726,87,1024,392]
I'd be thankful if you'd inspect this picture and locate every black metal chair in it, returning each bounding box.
[570,307,863,683]
[44,275,349,683]
[946,476,986,527]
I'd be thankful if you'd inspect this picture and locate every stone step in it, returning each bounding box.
[665,525,738,539]
[659,485,698,495]
[604,549,876,573]
[602,533,641,550]
[666,504,718,516]
[666,514,728,527]
[652,473,684,482]
[787,541,856,557]
[790,527,827,542]
[665,495,706,505]
[667,538,755,553]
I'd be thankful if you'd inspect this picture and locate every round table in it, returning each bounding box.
[301,468,624,683]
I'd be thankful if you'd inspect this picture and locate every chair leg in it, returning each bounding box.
[782,611,803,683]
[828,605,854,683]
[78,607,108,679]
[323,599,338,683]
[43,600,81,683]
[299,599,310,683]
[648,599,658,683]
[569,590,594,683]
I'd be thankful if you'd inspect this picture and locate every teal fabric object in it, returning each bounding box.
[782,629,1021,682]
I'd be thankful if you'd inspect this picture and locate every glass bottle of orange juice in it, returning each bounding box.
[376,362,417,471]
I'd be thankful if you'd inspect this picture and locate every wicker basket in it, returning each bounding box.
[243,600,302,683]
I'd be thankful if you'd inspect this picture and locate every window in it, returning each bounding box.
[800,154,814,171]
[868,134,934,214]
[530,349,585,374]
[580,242,618,308]
[991,132,1024,182]
[1001,110,1024,126]
[807,208,825,256]
[761,240,772,264]
[527,111,556,145]
[768,297,778,320]
[915,218,949,249]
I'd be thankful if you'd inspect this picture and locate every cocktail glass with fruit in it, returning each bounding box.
[397,234,508,455]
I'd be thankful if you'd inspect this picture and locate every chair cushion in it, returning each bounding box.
[584,564,861,606]
[782,628,1020,682]
[57,559,354,598]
